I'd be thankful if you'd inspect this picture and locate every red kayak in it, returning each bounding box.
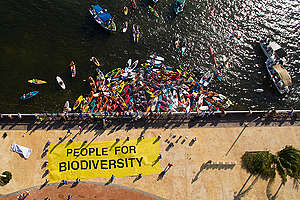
[209,47,222,81]
[130,0,137,9]
[209,48,219,68]
[70,61,76,78]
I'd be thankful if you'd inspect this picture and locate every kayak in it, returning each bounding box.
[149,54,164,62]
[136,25,140,43]
[70,61,76,78]
[122,21,128,33]
[125,59,132,72]
[90,57,100,66]
[105,68,121,78]
[20,91,39,100]
[129,60,139,72]
[132,24,136,43]
[149,5,159,18]
[73,95,83,110]
[124,6,128,15]
[88,76,96,91]
[209,48,222,81]
[56,76,66,89]
[28,79,47,84]
[209,47,219,69]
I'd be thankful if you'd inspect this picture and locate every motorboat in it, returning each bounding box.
[260,38,287,62]
[173,0,186,15]
[265,57,292,95]
[89,4,116,32]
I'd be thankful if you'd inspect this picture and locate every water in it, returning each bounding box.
[0,0,299,113]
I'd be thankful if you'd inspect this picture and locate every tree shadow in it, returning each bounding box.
[234,175,259,200]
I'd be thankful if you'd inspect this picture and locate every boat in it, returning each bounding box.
[173,0,186,15]
[90,57,100,66]
[122,21,128,33]
[149,5,159,18]
[73,96,83,110]
[259,38,287,62]
[89,4,117,32]
[20,91,39,100]
[70,61,76,78]
[56,76,66,89]
[265,57,292,95]
[27,79,47,84]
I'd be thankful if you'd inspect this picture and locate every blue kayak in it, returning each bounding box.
[20,91,39,100]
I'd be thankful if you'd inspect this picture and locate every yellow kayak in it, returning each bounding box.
[73,95,83,110]
[90,57,100,66]
[124,6,128,15]
[28,79,47,84]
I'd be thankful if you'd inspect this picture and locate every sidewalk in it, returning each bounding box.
[0,126,299,199]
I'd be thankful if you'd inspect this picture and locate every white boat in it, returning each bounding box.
[265,57,292,95]
[259,38,287,62]
[56,76,66,90]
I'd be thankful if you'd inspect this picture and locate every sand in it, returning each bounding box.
[0,125,299,200]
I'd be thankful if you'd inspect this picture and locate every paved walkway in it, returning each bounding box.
[0,125,299,199]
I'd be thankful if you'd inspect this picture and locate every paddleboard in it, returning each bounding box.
[56,76,66,89]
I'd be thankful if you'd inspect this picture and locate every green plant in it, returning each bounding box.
[241,151,275,180]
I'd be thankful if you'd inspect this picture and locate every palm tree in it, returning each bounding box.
[271,146,300,199]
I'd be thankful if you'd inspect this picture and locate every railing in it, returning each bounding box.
[0,109,299,119]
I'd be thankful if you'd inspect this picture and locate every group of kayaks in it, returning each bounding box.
[20,60,80,100]
[72,54,232,114]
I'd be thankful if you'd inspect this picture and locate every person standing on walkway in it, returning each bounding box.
[67,194,72,199]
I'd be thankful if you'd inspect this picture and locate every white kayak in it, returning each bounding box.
[64,101,71,112]
[125,58,132,72]
[146,59,162,65]
[129,60,139,72]
[122,21,128,33]
[56,76,66,89]
[149,54,165,62]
